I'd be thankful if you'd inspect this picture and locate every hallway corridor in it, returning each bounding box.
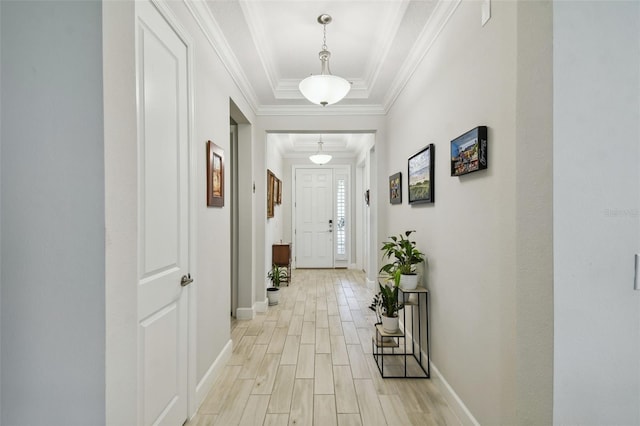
[189,269,459,426]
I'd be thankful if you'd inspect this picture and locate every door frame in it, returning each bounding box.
[291,164,351,269]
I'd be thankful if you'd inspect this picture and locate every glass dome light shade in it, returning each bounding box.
[309,153,332,165]
[299,74,351,106]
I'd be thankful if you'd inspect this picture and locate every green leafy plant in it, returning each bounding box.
[369,281,404,322]
[267,264,287,288]
[379,230,425,277]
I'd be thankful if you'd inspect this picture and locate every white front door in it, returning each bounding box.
[137,1,190,425]
[295,168,334,268]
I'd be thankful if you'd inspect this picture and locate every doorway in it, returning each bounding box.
[293,166,351,268]
[294,168,335,268]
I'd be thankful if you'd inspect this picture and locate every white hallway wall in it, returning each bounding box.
[1,1,106,424]
[384,1,553,424]
[265,136,285,286]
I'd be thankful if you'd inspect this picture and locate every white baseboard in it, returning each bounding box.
[430,362,480,426]
[348,263,357,270]
[399,319,479,426]
[194,339,232,410]
[236,307,255,320]
[254,298,268,313]
[366,277,376,290]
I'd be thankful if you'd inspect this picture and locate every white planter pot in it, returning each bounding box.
[400,273,419,290]
[381,315,399,334]
[267,287,280,306]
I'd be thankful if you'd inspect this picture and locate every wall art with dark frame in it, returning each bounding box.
[408,144,435,204]
[267,169,276,218]
[275,177,282,205]
[450,126,488,176]
[389,172,402,204]
[207,140,224,207]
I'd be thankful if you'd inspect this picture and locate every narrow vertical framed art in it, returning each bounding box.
[389,172,402,204]
[207,140,224,207]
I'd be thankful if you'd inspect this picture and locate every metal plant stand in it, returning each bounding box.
[372,286,430,379]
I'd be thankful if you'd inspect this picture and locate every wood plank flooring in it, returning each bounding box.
[188,269,460,426]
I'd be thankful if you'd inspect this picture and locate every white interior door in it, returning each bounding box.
[137,1,189,425]
[295,168,333,268]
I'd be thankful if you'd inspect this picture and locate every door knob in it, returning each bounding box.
[181,274,193,287]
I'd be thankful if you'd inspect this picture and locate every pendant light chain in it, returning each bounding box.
[322,23,327,51]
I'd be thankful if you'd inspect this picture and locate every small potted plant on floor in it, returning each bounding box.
[267,264,287,306]
[369,271,404,333]
[379,230,425,290]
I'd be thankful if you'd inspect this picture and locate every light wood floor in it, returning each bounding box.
[188,269,460,426]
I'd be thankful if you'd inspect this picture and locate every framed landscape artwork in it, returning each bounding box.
[408,144,434,204]
[207,140,224,207]
[389,172,402,204]
[450,126,488,176]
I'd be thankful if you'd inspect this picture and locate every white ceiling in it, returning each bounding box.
[203,0,452,156]
[205,0,443,115]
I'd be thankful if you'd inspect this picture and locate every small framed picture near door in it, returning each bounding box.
[207,140,224,207]
[389,172,402,204]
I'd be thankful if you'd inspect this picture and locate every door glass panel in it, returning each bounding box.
[336,178,346,257]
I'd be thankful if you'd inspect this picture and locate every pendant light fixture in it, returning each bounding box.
[299,14,351,107]
[309,135,332,165]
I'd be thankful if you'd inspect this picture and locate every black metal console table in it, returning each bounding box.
[372,285,430,378]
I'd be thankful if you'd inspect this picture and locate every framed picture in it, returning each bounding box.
[451,126,488,176]
[389,172,402,204]
[275,178,282,205]
[267,170,275,218]
[408,144,434,204]
[207,140,224,207]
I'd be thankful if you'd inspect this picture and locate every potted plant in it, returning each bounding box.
[379,230,425,290]
[266,264,287,305]
[369,273,404,333]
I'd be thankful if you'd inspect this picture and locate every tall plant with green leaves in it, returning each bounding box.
[379,230,425,277]
[267,264,287,288]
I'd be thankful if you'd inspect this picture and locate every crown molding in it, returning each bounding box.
[361,0,410,92]
[183,0,259,114]
[383,0,462,112]
[238,0,280,95]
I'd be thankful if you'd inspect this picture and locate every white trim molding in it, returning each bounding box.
[383,0,462,111]
[183,0,259,114]
[236,307,255,320]
[400,319,479,426]
[192,339,233,416]
[430,362,480,426]
[255,298,268,313]
[366,278,376,291]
